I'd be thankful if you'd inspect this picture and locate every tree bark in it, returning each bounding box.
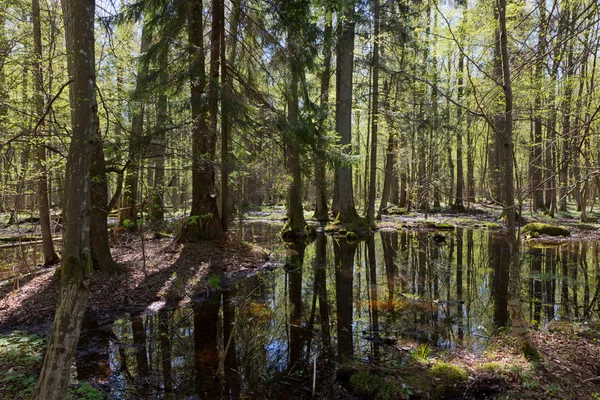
[367,0,380,227]
[334,2,361,224]
[120,27,151,229]
[32,0,59,265]
[31,0,96,396]
[182,0,223,241]
[497,0,540,360]
[313,10,333,222]
[151,45,168,226]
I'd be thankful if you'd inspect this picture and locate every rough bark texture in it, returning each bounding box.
[30,0,96,397]
[90,128,121,273]
[497,0,540,360]
[32,0,59,265]
[335,3,361,224]
[182,0,223,241]
[313,12,333,222]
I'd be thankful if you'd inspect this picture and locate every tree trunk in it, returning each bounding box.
[367,0,379,227]
[90,128,120,273]
[453,10,466,210]
[313,11,333,222]
[283,35,306,238]
[151,45,168,226]
[31,0,96,396]
[120,27,151,229]
[182,0,223,241]
[221,0,241,231]
[531,0,546,212]
[497,0,540,360]
[32,0,59,265]
[335,2,361,224]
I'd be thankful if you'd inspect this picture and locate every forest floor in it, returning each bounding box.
[340,321,600,399]
[0,233,269,334]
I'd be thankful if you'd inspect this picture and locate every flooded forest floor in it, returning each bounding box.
[1,204,600,398]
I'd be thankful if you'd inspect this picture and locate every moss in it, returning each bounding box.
[435,223,455,230]
[480,362,504,374]
[430,362,468,383]
[484,222,502,229]
[403,362,468,399]
[350,371,383,395]
[522,223,570,237]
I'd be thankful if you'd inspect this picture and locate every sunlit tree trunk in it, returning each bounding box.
[31,0,96,396]
[497,0,540,360]
[32,0,59,265]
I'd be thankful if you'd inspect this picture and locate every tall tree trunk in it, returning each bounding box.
[531,0,546,211]
[221,0,241,231]
[453,9,466,210]
[497,0,540,360]
[90,127,120,273]
[283,34,306,238]
[367,0,380,227]
[31,0,97,396]
[335,2,361,224]
[32,0,59,265]
[151,45,168,226]
[313,10,333,222]
[183,0,223,241]
[120,27,151,229]
[378,80,397,218]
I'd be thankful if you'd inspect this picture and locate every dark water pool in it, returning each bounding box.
[74,222,600,398]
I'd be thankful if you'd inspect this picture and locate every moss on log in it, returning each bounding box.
[521,223,570,237]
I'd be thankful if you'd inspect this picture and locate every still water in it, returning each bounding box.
[75,222,599,398]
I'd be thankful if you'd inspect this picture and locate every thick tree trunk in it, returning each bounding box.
[90,128,120,273]
[32,0,59,265]
[335,3,361,224]
[313,11,333,222]
[497,0,540,360]
[31,0,97,396]
[283,45,306,238]
[182,0,223,241]
[221,0,241,231]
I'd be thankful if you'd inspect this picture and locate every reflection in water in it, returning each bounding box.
[76,224,600,398]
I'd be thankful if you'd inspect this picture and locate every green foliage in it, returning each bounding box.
[0,331,46,399]
[122,219,136,229]
[207,274,221,290]
[411,342,431,362]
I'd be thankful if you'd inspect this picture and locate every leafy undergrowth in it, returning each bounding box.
[342,322,600,399]
[0,331,105,399]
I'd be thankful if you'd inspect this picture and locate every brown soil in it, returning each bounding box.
[443,321,600,399]
[0,234,269,332]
